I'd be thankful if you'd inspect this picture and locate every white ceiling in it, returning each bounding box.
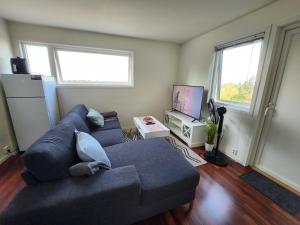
[0,0,274,43]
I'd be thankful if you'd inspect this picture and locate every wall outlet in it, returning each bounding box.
[232,149,238,156]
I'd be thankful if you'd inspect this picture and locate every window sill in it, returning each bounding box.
[215,100,252,115]
[56,83,134,89]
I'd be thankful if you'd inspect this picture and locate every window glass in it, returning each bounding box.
[218,40,263,105]
[24,44,51,76]
[56,50,131,84]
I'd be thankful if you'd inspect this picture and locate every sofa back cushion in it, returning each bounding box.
[22,123,80,183]
[69,104,88,118]
[69,104,91,125]
[60,104,91,132]
[60,112,90,133]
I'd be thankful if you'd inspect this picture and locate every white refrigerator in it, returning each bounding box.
[1,74,60,151]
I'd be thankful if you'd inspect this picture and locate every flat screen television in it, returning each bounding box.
[172,85,204,120]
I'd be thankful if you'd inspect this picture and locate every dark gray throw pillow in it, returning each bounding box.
[69,161,110,177]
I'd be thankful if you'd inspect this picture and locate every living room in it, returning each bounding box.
[0,0,300,225]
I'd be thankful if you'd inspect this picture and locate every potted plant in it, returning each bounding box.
[205,118,217,151]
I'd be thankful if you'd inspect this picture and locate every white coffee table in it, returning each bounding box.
[133,116,170,139]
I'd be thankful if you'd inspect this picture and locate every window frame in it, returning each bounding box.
[20,41,134,87]
[208,33,267,114]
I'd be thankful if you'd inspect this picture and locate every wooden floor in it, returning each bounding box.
[1,148,299,225]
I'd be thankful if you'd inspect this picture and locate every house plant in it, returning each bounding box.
[205,117,217,151]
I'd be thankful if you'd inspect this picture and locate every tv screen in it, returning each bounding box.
[172,85,204,120]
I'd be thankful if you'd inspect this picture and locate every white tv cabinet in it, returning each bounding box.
[164,110,207,148]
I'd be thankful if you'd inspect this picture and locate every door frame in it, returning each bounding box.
[247,21,300,190]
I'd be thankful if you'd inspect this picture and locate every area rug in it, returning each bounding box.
[240,171,300,215]
[122,129,207,167]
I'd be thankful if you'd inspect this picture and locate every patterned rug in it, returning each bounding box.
[123,129,206,167]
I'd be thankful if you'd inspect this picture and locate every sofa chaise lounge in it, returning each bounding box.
[0,104,200,225]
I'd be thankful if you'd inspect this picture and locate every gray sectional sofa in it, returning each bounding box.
[0,104,200,225]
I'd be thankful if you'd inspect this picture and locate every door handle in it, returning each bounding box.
[264,103,276,117]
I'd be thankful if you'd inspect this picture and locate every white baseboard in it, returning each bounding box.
[0,154,12,165]
[256,164,300,192]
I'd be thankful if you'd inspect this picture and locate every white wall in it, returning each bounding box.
[8,22,180,128]
[257,31,300,191]
[0,19,12,73]
[0,18,17,162]
[178,0,300,165]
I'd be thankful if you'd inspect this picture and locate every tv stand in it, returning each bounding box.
[164,110,207,148]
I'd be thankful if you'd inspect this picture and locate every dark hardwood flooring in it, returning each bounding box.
[1,148,299,225]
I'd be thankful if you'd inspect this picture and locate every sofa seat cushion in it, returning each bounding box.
[91,129,124,147]
[104,138,200,205]
[1,166,141,225]
[22,123,80,182]
[91,117,121,131]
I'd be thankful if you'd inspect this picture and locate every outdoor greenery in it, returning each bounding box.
[206,118,217,145]
[220,81,254,104]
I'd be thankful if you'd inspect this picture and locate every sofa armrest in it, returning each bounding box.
[101,111,118,119]
[1,165,141,225]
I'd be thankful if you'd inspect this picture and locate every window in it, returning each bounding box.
[209,33,265,112]
[55,48,133,85]
[21,42,134,87]
[23,44,51,76]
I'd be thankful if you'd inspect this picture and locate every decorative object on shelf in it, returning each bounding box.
[205,118,217,152]
[142,116,156,125]
[204,98,228,166]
